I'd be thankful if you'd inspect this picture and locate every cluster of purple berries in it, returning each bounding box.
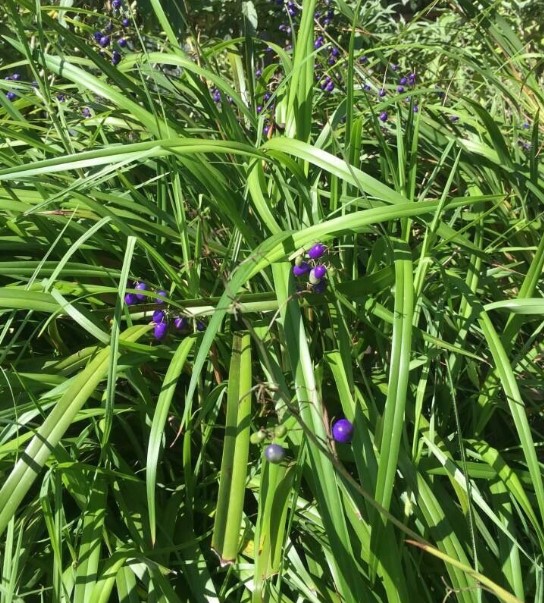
[125,281,201,340]
[293,242,329,293]
[5,73,21,101]
[91,0,131,66]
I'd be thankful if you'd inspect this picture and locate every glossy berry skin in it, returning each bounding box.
[6,91,16,101]
[152,310,165,324]
[122,17,130,27]
[118,37,127,47]
[124,293,137,305]
[99,35,110,48]
[153,322,168,340]
[112,0,122,9]
[332,419,354,443]
[292,262,310,277]
[379,111,388,123]
[82,107,91,118]
[307,243,326,260]
[111,51,121,66]
[312,265,327,279]
[264,443,286,464]
[196,320,206,332]
[174,316,187,330]
[93,31,103,42]
[134,281,148,301]
[11,73,21,81]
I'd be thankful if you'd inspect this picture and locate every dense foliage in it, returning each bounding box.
[1,0,543,601]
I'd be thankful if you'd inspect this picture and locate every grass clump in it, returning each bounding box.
[0,1,543,601]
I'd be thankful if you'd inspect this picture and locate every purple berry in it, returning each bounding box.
[124,293,137,305]
[82,107,91,118]
[359,55,368,64]
[399,76,407,86]
[152,310,165,324]
[264,443,286,463]
[12,73,21,81]
[332,419,353,443]
[397,85,404,93]
[196,320,206,332]
[134,281,148,301]
[379,111,388,122]
[93,31,103,42]
[153,322,168,340]
[174,316,187,330]
[155,290,167,304]
[122,17,130,27]
[307,243,326,260]
[292,262,310,277]
[312,265,327,279]
[99,35,110,48]
[314,36,324,49]
[111,50,121,66]
[378,88,386,98]
[6,91,16,101]
[112,0,122,9]
[118,37,127,47]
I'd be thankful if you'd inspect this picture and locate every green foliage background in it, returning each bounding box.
[0,0,543,601]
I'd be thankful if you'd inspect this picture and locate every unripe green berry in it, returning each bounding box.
[274,424,287,438]
[250,429,267,445]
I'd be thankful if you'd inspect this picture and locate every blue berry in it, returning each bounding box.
[11,73,21,81]
[155,290,167,304]
[122,17,130,27]
[292,262,310,277]
[134,281,148,301]
[379,111,388,122]
[332,419,353,443]
[112,0,122,9]
[124,293,137,305]
[111,50,121,66]
[82,107,91,118]
[174,316,187,330]
[312,265,327,279]
[314,36,324,49]
[307,243,326,260]
[264,443,286,463]
[99,35,111,48]
[399,76,407,85]
[93,31,103,42]
[153,322,168,340]
[6,91,16,101]
[118,37,127,47]
[397,85,404,93]
[378,88,386,98]
[152,310,165,324]
[197,320,206,332]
